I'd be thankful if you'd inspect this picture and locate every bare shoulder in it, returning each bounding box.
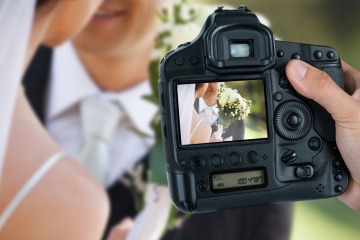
[199,120,211,133]
[191,116,212,144]
[0,89,109,239]
[0,157,109,240]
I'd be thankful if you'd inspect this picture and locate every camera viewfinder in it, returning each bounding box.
[230,41,253,58]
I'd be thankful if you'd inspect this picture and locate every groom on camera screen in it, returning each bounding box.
[195,82,245,140]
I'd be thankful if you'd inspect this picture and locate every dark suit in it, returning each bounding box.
[24,46,293,240]
[194,98,245,140]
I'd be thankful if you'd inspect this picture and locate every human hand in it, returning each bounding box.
[210,132,223,142]
[210,125,223,142]
[286,59,360,210]
[107,218,133,240]
[125,184,172,240]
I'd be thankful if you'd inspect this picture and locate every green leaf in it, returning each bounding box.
[149,60,161,98]
[142,95,160,105]
[149,140,167,185]
[150,111,162,139]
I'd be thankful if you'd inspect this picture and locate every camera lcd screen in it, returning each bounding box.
[212,169,266,190]
[177,80,268,145]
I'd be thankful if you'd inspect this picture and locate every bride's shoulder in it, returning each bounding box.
[199,122,211,141]
[0,156,109,239]
[191,120,211,142]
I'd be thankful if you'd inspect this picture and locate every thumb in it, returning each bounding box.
[286,60,355,121]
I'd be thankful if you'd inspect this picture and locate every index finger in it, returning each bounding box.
[342,60,360,97]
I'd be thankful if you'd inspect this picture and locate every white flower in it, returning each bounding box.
[240,98,247,109]
[162,36,173,46]
[170,23,201,49]
[228,93,236,103]
[157,23,172,34]
[180,5,193,21]
[217,85,252,122]
[151,49,162,60]
[218,92,228,107]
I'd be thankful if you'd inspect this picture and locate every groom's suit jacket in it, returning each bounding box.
[194,98,245,140]
[23,46,293,240]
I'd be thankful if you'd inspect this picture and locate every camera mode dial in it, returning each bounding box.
[275,101,312,140]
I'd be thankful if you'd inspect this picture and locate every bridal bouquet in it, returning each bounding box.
[217,84,252,131]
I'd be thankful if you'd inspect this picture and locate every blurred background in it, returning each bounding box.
[167,0,360,239]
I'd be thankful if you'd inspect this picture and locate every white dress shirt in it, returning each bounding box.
[198,97,219,125]
[45,42,157,187]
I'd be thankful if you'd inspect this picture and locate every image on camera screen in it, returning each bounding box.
[177,80,268,145]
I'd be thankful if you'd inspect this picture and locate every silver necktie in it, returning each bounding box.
[204,106,213,125]
[77,96,122,184]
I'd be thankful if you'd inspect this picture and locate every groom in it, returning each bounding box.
[23,0,293,239]
[195,82,245,141]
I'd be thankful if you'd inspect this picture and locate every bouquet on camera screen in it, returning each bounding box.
[217,83,252,131]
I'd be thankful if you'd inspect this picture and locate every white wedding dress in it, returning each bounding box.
[0,0,64,230]
[177,84,195,145]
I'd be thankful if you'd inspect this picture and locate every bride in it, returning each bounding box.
[0,0,110,239]
[178,83,212,145]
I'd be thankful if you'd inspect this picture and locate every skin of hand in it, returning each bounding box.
[286,59,360,210]
[210,133,223,143]
[107,218,133,240]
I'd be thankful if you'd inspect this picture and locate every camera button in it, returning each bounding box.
[191,156,205,170]
[292,53,301,60]
[190,56,199,65]
[247,152,258,164]
[308,137,321,151]
[281,149,297,164]
[210,155,222,168]
[278,76,290,89]
[332,160,341,169]
[314,51,323,59]
[334,185,343,193]
[175,57,185,66]
[274,92,283,102]
[228,153,241,166]
[294,165,314,179]
[334,173,343,182]
[327,51,335,59]
[286,112,302,129]
[179,160,187,167]
[197,181,208,193]
[277,50,284,58]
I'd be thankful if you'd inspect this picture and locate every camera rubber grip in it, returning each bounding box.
[167,173,195,213]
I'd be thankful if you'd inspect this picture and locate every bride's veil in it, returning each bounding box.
[177,84,195,145]
[0,0,36,175]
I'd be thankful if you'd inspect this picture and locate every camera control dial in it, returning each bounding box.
[275,101,312,140]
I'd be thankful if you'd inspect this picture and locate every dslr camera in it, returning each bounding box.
[158,6,349,213]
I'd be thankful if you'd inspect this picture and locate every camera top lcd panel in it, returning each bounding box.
[159,6,349,213]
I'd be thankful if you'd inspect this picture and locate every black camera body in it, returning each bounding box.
[158,6,349,213]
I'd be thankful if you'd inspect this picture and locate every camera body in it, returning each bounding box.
[159,6,349,213]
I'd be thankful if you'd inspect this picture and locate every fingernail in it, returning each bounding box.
[291,60,308,81]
